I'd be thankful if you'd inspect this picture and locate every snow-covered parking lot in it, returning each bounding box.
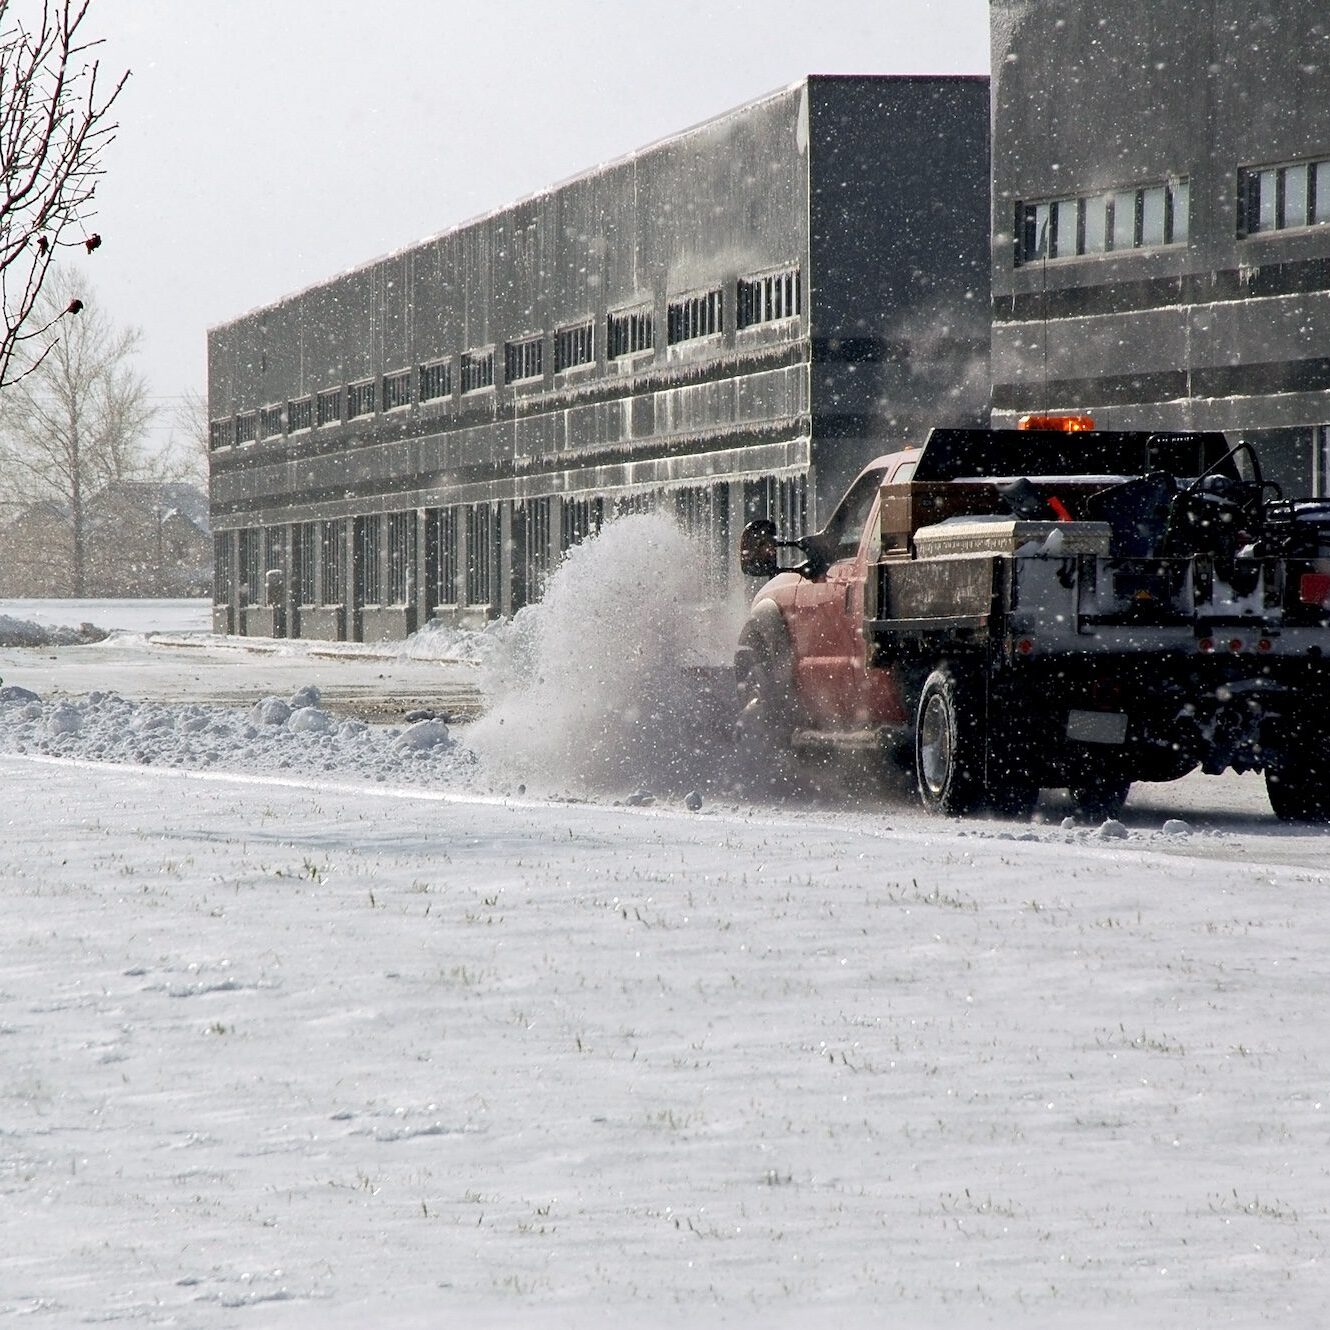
[2,566,1329,1327]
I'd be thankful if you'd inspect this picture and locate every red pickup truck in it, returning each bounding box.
[735,421,1330,822]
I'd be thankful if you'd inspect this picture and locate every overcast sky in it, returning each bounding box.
[84,0,989,449]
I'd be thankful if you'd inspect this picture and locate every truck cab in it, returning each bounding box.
[734,448,917,746]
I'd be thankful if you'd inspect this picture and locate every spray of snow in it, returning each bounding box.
[469,513,738,794]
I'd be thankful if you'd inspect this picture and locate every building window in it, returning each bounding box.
[737,267,801,329]
[386,511,415,604]
[561,495,604,550]
[465,504,494,605]
[555,320,594,372]
[744,473,808,543]
[1240,157,1330,236]
[288,397,313,433]
[213,533,233,603]
[262,526,283,595]
[608,306,654,358]
[209,418,232,450]
[295,522,317,604]
[504,335,543,383]
[235,411,258,445]
[347,379,376,419]
[1016,179,1189,263]
[667,288,723,344]
[355,515,381,606]
[316,387,342,427]
[382,369,412,411]
[320,520,345,603]
[460,348,494,394]
[259,404,284,439]
[674,484,731,594]
[517,495,553,605]
[419,359,452,402]
[238,527,262,604]
[427,507,459,605]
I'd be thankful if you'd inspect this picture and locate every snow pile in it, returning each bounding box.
[397,617,497,665]
[0,613,108,647]
[468,513,734,793]
[0,684,475,787]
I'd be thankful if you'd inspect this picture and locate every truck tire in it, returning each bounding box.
[1068,777,1132,822]
[915,667,987,816]
[1265,738,1330,823]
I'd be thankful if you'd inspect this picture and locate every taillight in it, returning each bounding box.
[1299,573,1330,608]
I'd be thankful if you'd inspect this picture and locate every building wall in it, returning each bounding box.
[991,0,1330,495]
[208,75,990,638]
[808,76,992,506]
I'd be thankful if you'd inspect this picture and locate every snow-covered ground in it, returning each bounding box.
[0,597,212,636]
[2,525,1329,1327]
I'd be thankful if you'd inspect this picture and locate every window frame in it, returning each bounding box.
[259,404,284,440]
[315,387,342,428]
[287,397,313,434]
[666,287,723,346]
[1015,177,1190,265]
[1238,156,1330,238]
[737,266,802,331]
[381,368,412,413]
[460,348,495,395]
[346,379,376,420]
[209,418,233,451]
[418,358,453,404]
[607,304,655,359]
[554,320,594,373]
[504,334,544,385]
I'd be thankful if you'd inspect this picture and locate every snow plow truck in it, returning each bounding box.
[735,417,1330,821]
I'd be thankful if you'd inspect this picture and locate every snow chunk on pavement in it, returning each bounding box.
[0,684,40,705]
[289,684,321,708]
[1162,818,1192,837]
[1097,819,1129,840]
[130,707,173,732]
[250,697,292,726]
[393,718,451,750]
[289,706,332,734]
[47,702,81,736]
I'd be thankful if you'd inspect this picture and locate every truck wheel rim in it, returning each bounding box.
[920,694,951,795]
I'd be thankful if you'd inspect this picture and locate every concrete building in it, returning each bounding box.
[207,75,991,639]
[991,1,1330,497]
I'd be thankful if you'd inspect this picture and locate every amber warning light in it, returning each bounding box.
[1018,413,1096,432]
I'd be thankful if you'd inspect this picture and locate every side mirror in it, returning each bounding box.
[739,519,779,578]
[799,533,834,581]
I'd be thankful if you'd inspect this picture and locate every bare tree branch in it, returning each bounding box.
[0,0,127,391]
